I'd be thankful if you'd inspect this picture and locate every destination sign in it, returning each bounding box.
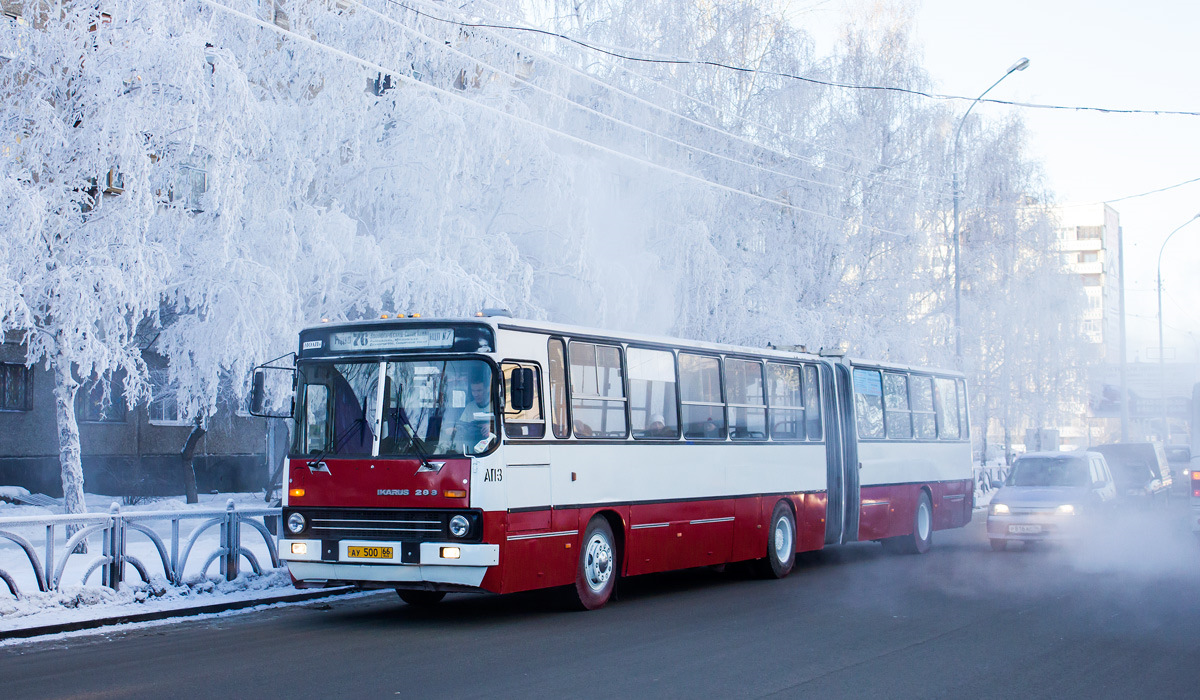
[329,328,455,353]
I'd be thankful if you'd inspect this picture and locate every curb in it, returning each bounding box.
[0,587,362,641]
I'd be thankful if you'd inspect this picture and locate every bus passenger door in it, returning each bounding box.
[824,362,860,545]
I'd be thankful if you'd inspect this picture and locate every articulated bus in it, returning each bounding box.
[252,314,972,609]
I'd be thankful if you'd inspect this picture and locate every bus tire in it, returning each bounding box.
[895,491,933,555]
[397,589,446,607]
[756,501,796,579]
[574,516,617,610]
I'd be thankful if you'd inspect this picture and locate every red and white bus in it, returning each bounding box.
[252,315,973,609]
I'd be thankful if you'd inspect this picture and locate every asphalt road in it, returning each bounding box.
[4,504,1200,699]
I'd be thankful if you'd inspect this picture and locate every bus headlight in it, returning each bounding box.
[449,515,470,538]
[287,512,307,534]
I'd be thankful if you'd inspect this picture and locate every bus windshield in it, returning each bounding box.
[293,358,495,457]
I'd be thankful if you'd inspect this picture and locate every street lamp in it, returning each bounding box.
[952,57,1030,365]
[1156,212,1200,443]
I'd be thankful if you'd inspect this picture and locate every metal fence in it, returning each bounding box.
[974,465,1010,498]
[0,500,280,599]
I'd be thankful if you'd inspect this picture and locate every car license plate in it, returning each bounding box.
[347,546,393,560]
[1008,525,1042,534]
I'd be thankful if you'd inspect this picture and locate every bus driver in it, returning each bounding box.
[442,373,495,454]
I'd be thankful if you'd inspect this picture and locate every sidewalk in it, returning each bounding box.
[1,585,362,641]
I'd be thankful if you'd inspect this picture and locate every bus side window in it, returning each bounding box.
[934,377,961,440]
[680,353,726,439]
[568,341,627,438]
[956,378,969,439]
[767,363,803,440]
[548,338,569,439]
[501,362,545,439]
[883,372,912,439]
[628,347,679,439]
[726,359,766,440]
[803,364,822,440]
[852,368,884,439]
[910,375,937,439]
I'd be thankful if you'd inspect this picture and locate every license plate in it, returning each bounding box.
[1008,524,1042,534]
[347,545,394,559]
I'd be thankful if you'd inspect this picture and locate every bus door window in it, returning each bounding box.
[803,364,822,440]
[933,377,961,440]
[548,338,569,439]
[628,347,679,439]
[726,359,766,440]
[302,384,330,453]
[852,368,884,439]
[568,341,627,438]
[767,363,803,440]
[910,375,937,439]
[501,361,545,439]
[883,372,913,439]
[680,353,726,439]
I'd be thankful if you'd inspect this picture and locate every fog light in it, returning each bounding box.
[290,542,308,555]
[449,514,470,538]
[441,547,461,559]
[287,512,306,534]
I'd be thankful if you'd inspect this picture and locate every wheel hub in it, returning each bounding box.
[585,533,613,592]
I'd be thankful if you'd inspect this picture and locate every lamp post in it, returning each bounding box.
[1156,212,1200,443]
[952,57,1030,365]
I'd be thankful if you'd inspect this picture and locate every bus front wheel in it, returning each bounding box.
[574,516,617,610]
[397,589,446,607]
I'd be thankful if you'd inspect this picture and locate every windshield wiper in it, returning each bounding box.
[391,385,438,473]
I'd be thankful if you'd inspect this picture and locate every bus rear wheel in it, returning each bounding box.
[888,491,933,555]
[574,516,617,610]
[397,589,446,607]
[756,501,796,579]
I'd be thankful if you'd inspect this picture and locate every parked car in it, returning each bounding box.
[1165,445,1192,486]
[986,451,1118,551]
[1090,442,1173,505]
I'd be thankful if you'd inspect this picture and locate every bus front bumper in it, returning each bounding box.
[281,539,499,588]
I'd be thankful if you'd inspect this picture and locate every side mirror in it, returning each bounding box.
[509,368,535,412]
[249,365,296,418]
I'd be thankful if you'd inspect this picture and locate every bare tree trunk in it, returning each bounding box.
[181,417,205,504]
[52,355,87,552]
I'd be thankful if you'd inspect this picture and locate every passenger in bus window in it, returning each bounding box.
[647,413,667,436]
[445,374,495,453]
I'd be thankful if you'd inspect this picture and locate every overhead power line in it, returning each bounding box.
[382,0,1200,118]
[200,0,912,238]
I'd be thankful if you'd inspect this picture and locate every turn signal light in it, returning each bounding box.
[440,547,461,559]
[1191,471,1200,481]
[444,490,466,498]
[289,488,305,498]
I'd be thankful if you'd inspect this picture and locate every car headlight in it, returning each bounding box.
[991,503,1010,515]
[287,512,306,534]
[1056,504,1076,515]
[449,514,471,538]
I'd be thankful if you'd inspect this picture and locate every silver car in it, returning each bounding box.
[986,451,1118,551]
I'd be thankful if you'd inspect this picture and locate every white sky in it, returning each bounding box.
[793,0,1200,363]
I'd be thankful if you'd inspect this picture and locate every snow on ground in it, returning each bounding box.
[0,491,299,635]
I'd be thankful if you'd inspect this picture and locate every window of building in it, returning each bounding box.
[148,369,189,426]
[767,363,804,440]
[1077,251,1098,263]
[547,338,569,439]
[1076,225,1103,240]
[852,368,884,439]
[1082,274,1102,287]
[883,372,912,439]
[568,342,626,438]
[726,359,766,440]
[679,353,725,439]
[501,362,544,439]
[0,362,32,412]
[76,378,127,423]
[627,347,679,439]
